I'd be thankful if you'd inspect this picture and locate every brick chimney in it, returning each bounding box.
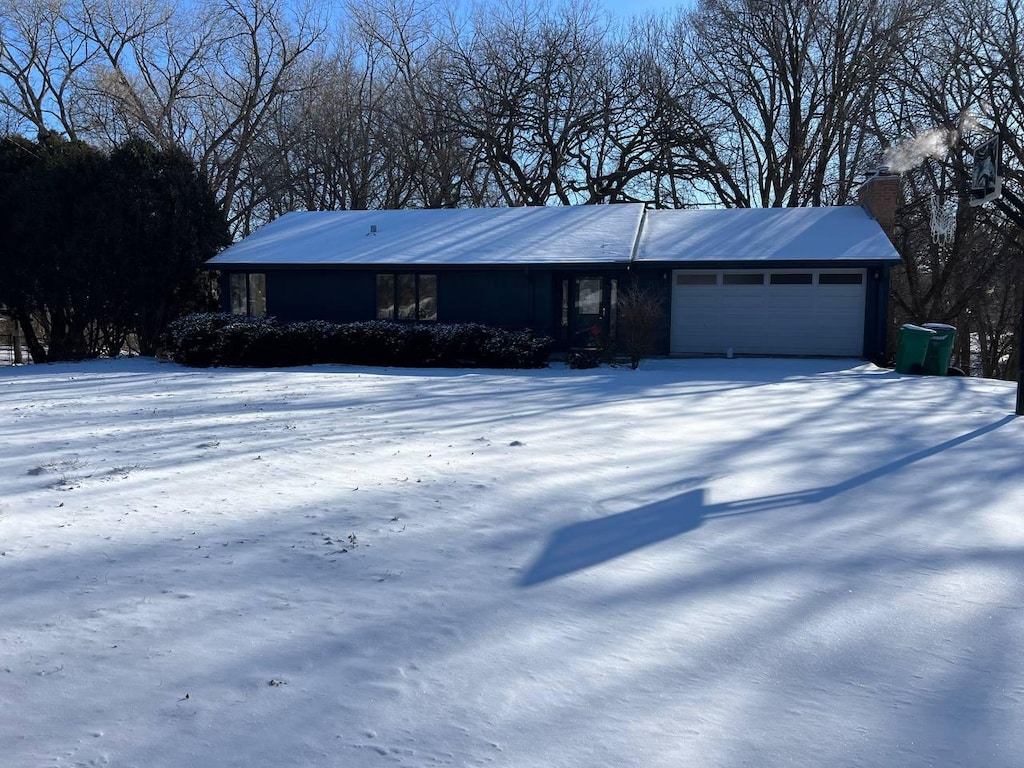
[857,167,903,244]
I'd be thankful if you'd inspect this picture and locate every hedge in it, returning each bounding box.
[163,314,552,369]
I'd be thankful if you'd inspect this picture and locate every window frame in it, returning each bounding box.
[229,271,267,317]
[376,272,438,322]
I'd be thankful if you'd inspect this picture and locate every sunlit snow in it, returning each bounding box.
[2,358,1022,767]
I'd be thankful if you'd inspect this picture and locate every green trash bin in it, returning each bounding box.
[921,323,957,376]
[895,324,935,374]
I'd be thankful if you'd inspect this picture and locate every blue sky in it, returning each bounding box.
[600,0,692,17]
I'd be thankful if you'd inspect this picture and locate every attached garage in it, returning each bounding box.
[670,268,867,356]
[635,207,900,359]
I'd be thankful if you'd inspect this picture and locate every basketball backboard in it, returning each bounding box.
[969,133,1001,206]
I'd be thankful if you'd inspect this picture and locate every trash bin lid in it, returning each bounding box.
[900,323,936,333]
[921,323,957,331]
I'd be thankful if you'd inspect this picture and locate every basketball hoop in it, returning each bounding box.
[969,133,1002,207]
[930,194,957,245]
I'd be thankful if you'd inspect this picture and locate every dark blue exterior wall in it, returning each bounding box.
[434,270,551,332]
[218,267,560,333]
[264,269,375,323]
[216,260,895,360]
[864,264,891,364]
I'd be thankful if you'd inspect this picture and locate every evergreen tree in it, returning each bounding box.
[106,139,229,356]
[0,133,229,361]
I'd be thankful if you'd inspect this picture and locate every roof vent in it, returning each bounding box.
[366,224,377,236]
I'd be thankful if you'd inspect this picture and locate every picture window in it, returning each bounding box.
[377,273,437,321]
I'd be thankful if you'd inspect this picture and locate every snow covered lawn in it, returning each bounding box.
[2,358,1023,767]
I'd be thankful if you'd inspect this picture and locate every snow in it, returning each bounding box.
[636,206,902,263]
[2,357,1023,767]
[206,205,647,267]
[206,205,900,269]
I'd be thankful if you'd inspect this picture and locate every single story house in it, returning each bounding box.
[206,194,901,360]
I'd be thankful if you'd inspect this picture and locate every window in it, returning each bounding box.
[230,273,246,314]
[376,275,395,320]
[608,278,618,341]
[397,274,416,320]
[819,273,864,285]
[577,278,603,315]
[377,273,437,321]
[229,272,266,316]
[723,273,764,285]
[770,273,813,285]
[418,275,437,321]
[676,273,717,286]
[560,280,570,331]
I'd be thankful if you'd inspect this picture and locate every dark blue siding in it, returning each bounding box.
[221,268,559,332]
[438,270,551,331]
[268,270,375,323]
[216,260,894,361]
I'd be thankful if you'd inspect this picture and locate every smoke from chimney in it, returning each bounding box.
[882,127,956,173]
[881,106,993,173]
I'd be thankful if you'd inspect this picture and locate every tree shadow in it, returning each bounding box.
[520,414,1016,586]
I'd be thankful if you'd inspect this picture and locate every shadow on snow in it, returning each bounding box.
[520,415,1017,586]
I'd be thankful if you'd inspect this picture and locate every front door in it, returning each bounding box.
[573,277,605,348]
[556,276,617,349]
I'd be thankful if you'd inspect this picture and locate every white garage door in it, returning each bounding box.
[670,269,867,356]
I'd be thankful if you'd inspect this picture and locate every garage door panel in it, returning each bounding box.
[670,269,866,356]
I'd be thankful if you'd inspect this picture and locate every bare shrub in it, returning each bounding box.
[617,280,666,369]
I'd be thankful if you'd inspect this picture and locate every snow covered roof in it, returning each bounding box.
[635,206,901,263]
[208,204,901,268]
[207,205,647,267]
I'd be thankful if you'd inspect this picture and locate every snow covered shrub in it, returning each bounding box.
[396,323,437,366]
[163,313,238,367]
[269,322,324,366]
[333,321,406,366]
[567,349,603,369]
[213,316,280,366]
[164,314,552,368]
[476,328,552,368]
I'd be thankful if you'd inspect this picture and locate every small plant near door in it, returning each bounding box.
[617,280,666,370]
[568,322,606,369]
[568,348,603,369]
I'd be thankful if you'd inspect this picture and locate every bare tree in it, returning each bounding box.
[0,0,97,136]
[440,0,616,205]
[658,0,934,208]
[346,0,491,208]
[71,0,327,235]
[877,0,1024,378]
